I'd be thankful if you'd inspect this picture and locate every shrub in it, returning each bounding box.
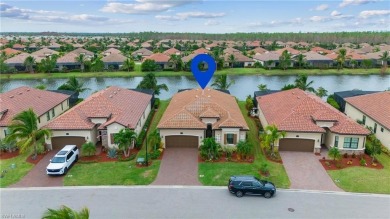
[236,140,252,160]
[351,153,356,158]
[347,160,353,165]
[36,144,45,155]
[141,59,157,72]
[327,95,340,110]
[154,98,160,109]
[336,162,342,168]
[81,142,96,157]
[360,158,366,166]
[325,161,330,166]
[260,162,269,173]
[107,148,117,159]
[381,146,390,156]
[199,137,221,161]
[149,150,161,160]
[136,110,154,149]
[222,146,236,161]
[118,153,136,162]
[343,153,348,158]
[365,140,373,155]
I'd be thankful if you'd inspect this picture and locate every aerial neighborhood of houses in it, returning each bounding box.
[0,35,389,194]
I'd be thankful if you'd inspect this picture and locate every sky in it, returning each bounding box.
[0,0,389,33]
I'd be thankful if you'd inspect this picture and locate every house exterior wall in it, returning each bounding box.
[345,102,389,149]
[46,129,95,150]
[159,129,205,148]
[201,118,218,124]
[277,132,323,152]
[325,131,366,154]
[257,104,269,128]
[106,123,126,148]
[244,61,255,67]
[133,102,152,135]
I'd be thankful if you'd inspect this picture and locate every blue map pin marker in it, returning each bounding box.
[191,54,216,89]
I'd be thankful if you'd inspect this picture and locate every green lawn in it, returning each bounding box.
[327,153,390,194]
[198,102,290,188]
[63,100,170,186]
[0,153,34,188]
[2,68,387,80]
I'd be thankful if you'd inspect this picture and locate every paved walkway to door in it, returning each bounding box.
[152,148,201,185]
[280,151,343,191]
[10,150,64,188]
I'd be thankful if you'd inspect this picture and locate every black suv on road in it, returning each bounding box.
[228,175,276,198]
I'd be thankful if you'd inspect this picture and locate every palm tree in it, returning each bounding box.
[42,205,89,219]
[148,129,161,151]
[296,54,305,69]
[211,74,235,90]
[169,54,183,71]
[294,74,315,92]
[23,56,36,73]
[281,84,296,90]
[35,84,47,90]
[137,72,169,95]
[5,108,52,159]
[263,124,286,156]
[257,84,268,91]
[75,54,87,72]
[336,48,347,70]
[379,51,389,69]
[328,147,341,164]
[315,87,328,98]
[279,50,291,70]
[57,76,90,97]
[122,58,135,72]
[114,128,137,157]
[227,54,236,68]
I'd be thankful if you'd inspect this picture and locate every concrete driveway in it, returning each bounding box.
[152,148,201,185]
[280,151,343,191]
[10,150,64,187]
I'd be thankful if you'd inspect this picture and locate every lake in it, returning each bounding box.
[1,74,389,100]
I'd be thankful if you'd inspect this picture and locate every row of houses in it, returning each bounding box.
[1,86,388,154]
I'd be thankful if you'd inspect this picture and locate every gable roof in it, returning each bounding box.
[56,52,79,64]
[158,88,248,130]
[0,87,70,127]
[303,51,333,61]
[70,48,94,56]
[144,53,170,63]
[192,48,209,54]
[253,52,280,61]
[45,86,152,130]
[102,53,127,63]
[31,48,59,57]
[131,48,153,56]
[163,48,180,56]
[256,88,369,135]
[345,91,390,129]
[275,47,300,55]
[0,48,24,56]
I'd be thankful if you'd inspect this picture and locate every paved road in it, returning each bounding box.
[1,187,389,219]
[10,150,64,188]
[280,151,343,191]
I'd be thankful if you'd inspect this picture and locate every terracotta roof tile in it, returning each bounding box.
[199,108,220,118]
[145,53,170,63]
[257,88,369,135]
[192,48,209,54]
[163,48,181,56]
[345,91,390,129]
[45,87,152,130]
[102,53,126,63]
[158,88,248,130]
[0,48,24,56]
[0,87,70,127]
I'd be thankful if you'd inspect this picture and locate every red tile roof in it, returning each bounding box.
[163,48,181,56]
[257,88,369,135]
[144,53,170,63]
[192,48,209,54]
[0,87,70,127]
[275,47,301,55]
[158,89,248,130]
[345,91,390,129]
[0,48,24,56]
[45,87,152,130]
[310,47,333,55]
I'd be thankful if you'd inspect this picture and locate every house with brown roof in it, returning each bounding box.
[0,48,24,57]
[56,52,82,70]
[31,48,59,58]
[70,48,94,58]
[144,53,175,70]
[252,52,280,68]
[163,48,181,56]
[275,47,301,56]
[131,48,153,60]
[4,53,43,71]
[256,88,369,153]
[223,52,255,67]
[310,47,333,55]
[192,48,209,54]
[44,86,153,150]
[102,53,127,70]
[158,88,249,148]
[12,44,26,51]
[103,48,122,56]
[0,86,71,139]
[344,91,390,149]
[302,51,334,68]
[250,47,268,55]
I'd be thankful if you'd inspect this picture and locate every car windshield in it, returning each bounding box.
[51,156,65,163]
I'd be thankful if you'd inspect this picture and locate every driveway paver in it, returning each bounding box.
[152,148,201,185]
[280,151,343,191]
[10,150,64,187]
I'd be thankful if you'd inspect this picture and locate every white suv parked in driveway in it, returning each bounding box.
[46,145,79,175]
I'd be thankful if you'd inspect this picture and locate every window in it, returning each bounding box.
[241,181,252,187]
[374,123,377,133]
[61,103,63,110]
[37,117,41,123]
[215,134,221,143]
[4,129,9,136]
[334,136,339,148]
[66,151,74,160]
[52,109,55,117]
[343,137,359,149]
[46,112,50,121]
[362,115,366,125]
[253,181,262,187]
[381,127,384,132]
[226,134,234,144]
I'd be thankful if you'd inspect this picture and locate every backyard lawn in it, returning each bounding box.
[327,153,390,194]
[63,100,170,186]
[0,152,34,188]
[198,102,290,188]
[1,68,387,80]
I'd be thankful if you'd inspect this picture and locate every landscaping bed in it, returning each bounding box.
[26,153,47,165]
[0,151,19,160]
[198,152,254,163]
[320,154,384,170]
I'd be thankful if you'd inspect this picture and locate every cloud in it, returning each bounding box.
[248,18,303,28]
[359,10,390,18]
[310,11,354,22]
[155,11,225,21]
[314,4,329,11]
[101,0,200,14]
[204,20,220,26]
[330,10,341,17]
[339,0,377,7]
[310,16,330,22]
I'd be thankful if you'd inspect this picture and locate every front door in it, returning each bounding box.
[206,124,212,138]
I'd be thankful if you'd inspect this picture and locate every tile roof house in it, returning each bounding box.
[0,86,71,139]
[4,53,43,71]
[344,91,390,149]
[131,48,153,60]
[44,86,153,150]
[310,47,333,55]
[256,88,369,153]
[102,53,127,70]
[163,48,181,56]
[252,52,280,68]
[158,88,249,148]
[56,52,82,70]
[250,47,269,55]
[275,47,301,56]
[144,53,175,70]
[103,48,122,56]
[12,44,26,51]
[70,48,94,58]
[223,52,255,67]
[0,48,24,56]
[192,48,209,54]
[302,51,334,68]
[333,90,380,112]
[31,48,59,58]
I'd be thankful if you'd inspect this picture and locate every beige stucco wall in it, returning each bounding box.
[201,118,218,124]
[45,129,95,150]
[345,102,389,149]
[133,102,152,135]
[106,123,126,148]
[244,61,255,67]
[159,129,204,148]
[257,104,269,128]
[0,99,69,140]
